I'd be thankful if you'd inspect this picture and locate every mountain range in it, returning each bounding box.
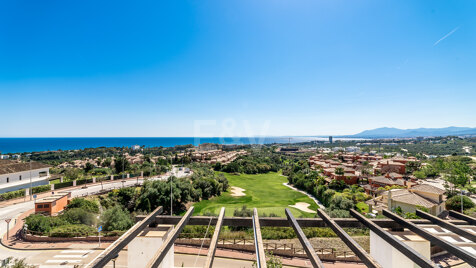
[350,127,476,138]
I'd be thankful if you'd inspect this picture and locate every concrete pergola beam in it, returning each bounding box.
[416,209,476,243]
[146,207,194,268]
[204,207,226,268]
[252,208,267,268]
[383,209,476,265]
[285,208,324,268]
[85,206,164,268]
[318,209,382,268]
[350,209,436,268]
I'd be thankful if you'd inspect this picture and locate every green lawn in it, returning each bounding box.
[193,172,319,218]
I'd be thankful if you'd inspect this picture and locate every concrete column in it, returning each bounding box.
[50,184,55,191]
[60,177,64,183]
[127,173,130,179]
[110,175,114,181]
[25,188,30,196]
[92,177,96,183]
[140,171,144,178]
[128,226,174,268]
[370,230,430,268]
[73,180,77,187]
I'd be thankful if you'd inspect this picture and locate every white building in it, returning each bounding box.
[383,184,446,216]
[0,160,51,194]
[345,146,361,153]
[131,145,141,151]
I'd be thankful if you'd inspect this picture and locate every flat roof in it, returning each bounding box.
[0,160,50,175]
[137,226,173,238]
[35,192,69,203]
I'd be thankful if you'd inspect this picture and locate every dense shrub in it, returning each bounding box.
[328,195,354,211]
[101,206,134,231]
[54,181,74,189]
[103,230,126,237]
[233,206,253,217]
[326,209,351,218]
[60,208,96,226]
[49,224,96,237]
[24,214,67,233]
[0,189,24,201]
[32,185,51,194]
[66,198,99,213]
[446,195,475,211]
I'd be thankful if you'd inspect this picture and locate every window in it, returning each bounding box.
[44,204,50,208]
[19,175,22,181]
[37,205,43,208]
[6,177,9,183]
[39,171,47,177]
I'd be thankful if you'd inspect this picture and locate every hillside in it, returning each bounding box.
[352,127,476,138]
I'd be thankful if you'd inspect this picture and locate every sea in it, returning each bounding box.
[0,137,362,154]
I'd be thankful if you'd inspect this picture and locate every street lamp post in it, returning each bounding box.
[461,190,466,213]
[29,158,32,200]
[170,157,174,216]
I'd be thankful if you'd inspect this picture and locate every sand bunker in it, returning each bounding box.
[230,186,246,197]
[289,202,315,213]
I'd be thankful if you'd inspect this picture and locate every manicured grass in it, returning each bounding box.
[356,201,369,213]
[193,172,319,218]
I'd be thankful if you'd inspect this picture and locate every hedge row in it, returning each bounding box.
[49,224,96,237]
[32,185,51,194]
[54,181,74,189]
[0,189,25,201]
[0,184,51,201]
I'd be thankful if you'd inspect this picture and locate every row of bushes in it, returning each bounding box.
[25,197,134,237]
[0,184,52,201]
[54,181,74,189]
[32,185,51,194]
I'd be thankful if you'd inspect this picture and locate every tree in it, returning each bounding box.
[405,161,421,174]
[342,185,368,203]
[63,168,84,181]
[328,195,354,211]
[102,158,112,167]
[84,162,94,173]
[444,170,470,197]
[335,167,344,175]
[101,206,134,231]
[446,195,475,211]
[114,156,131,174]
[60,208,96,226]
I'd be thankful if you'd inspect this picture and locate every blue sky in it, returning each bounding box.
[1,0,475,137]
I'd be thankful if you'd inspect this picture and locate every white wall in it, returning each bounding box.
[370,231,430,268]
[0,168,50,193]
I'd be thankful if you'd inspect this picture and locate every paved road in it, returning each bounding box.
[0,167,189,266]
